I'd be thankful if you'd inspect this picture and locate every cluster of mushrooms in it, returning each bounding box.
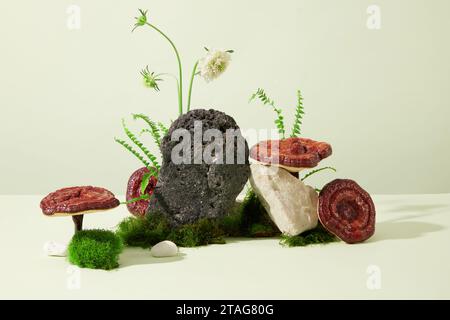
[40,138,376,245]
[249,137,376,243]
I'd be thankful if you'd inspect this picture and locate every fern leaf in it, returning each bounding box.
[140,128,163,148]
[140,167,159,195]
[249,88,285,138]
[140,128,153,136]
[157,122,169,136]
[114,138,151,169]
[301,166,337,182]
[148,165,159,177]
[132,114,162,149]
[291,90,304,137]
[122,119,160,169]
[120,194,151,205]
[140,173,151,195]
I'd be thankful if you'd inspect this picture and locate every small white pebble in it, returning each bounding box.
[151,240,178,257]
[43,241,68,257]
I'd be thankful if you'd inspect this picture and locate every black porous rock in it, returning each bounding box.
[147,109,250,226]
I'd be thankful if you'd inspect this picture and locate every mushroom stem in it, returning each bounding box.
[72,215,84,233]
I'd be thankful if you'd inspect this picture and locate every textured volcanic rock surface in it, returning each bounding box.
[40,186,120,215]
[318,179,376,243]
[147,109,250,226]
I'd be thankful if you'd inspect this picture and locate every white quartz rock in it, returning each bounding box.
[151,240,179,257]
[43,241,68,257]
[249,164,318,236]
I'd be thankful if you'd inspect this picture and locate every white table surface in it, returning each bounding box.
[0,194,449,299]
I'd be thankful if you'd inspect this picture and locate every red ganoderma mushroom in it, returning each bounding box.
[126,167,158,216]
[40,186,120,233]
[250,137,332,176]
[318,179,376,244]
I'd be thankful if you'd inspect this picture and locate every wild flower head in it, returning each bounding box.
[198,49,233,82]
[140,66,162,91]
[133,9,148,31]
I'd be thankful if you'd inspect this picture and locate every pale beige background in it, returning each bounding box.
[0,0,449,195]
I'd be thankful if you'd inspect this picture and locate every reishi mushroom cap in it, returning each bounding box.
[250,137,332,171]
[318,179,376,244]
[40,186,120,217]
[126,167,158,217]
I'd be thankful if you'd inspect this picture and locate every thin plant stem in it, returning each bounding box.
[146,22,183,115]
[187,61,199,112]
[301,166,337,181]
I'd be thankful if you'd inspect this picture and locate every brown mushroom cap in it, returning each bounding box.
[250,137,332,171]
[40,186,120,216]
[126,167,158,217]
[318,179,376,244]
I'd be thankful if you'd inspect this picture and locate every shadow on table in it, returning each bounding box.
[368,220,445,243]
[367,201,449,242]
[119,247,185,268]
[386,204,450,216]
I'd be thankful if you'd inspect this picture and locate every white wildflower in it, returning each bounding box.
[198,49,232,82]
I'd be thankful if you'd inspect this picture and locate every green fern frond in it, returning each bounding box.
[249,88,285,138]
[249,88,276,106]
[114,138,151,169]
[148,165,159,177]
[291,90,304,137]
[139,128,162,149]
[139,172,151,195]
[140,173,151,195]
[301,166,337,181]
[139,166,159,196]
[122,119,160,169]
[140,128,152,136]
[132,114,162,149]
[120,194,151,205]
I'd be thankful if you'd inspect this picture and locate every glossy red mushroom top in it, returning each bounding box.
[40,186,120,216]
[250,137,332,169]
[318,179,376,244]
[126,167,158,217]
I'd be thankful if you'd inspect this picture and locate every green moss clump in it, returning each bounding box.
[115,189,277,249]
[116,215,169,248]
[68,229,123,270]
[116,187,336,248]
[249,223,277,237]
[218,204,244,237]
[168,218,225,247]
[279,225,338,247]
[116,213,225,248]
[237,189,280,237]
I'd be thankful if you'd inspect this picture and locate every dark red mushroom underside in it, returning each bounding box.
[250,137,332,168]
[318,179,375,244]
[40,186,120,215]
[126,167,158,217]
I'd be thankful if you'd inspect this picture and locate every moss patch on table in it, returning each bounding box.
[116,213,225,248]
[68,229,123,270]
[279,225,338,247]
[116,188,337,248]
